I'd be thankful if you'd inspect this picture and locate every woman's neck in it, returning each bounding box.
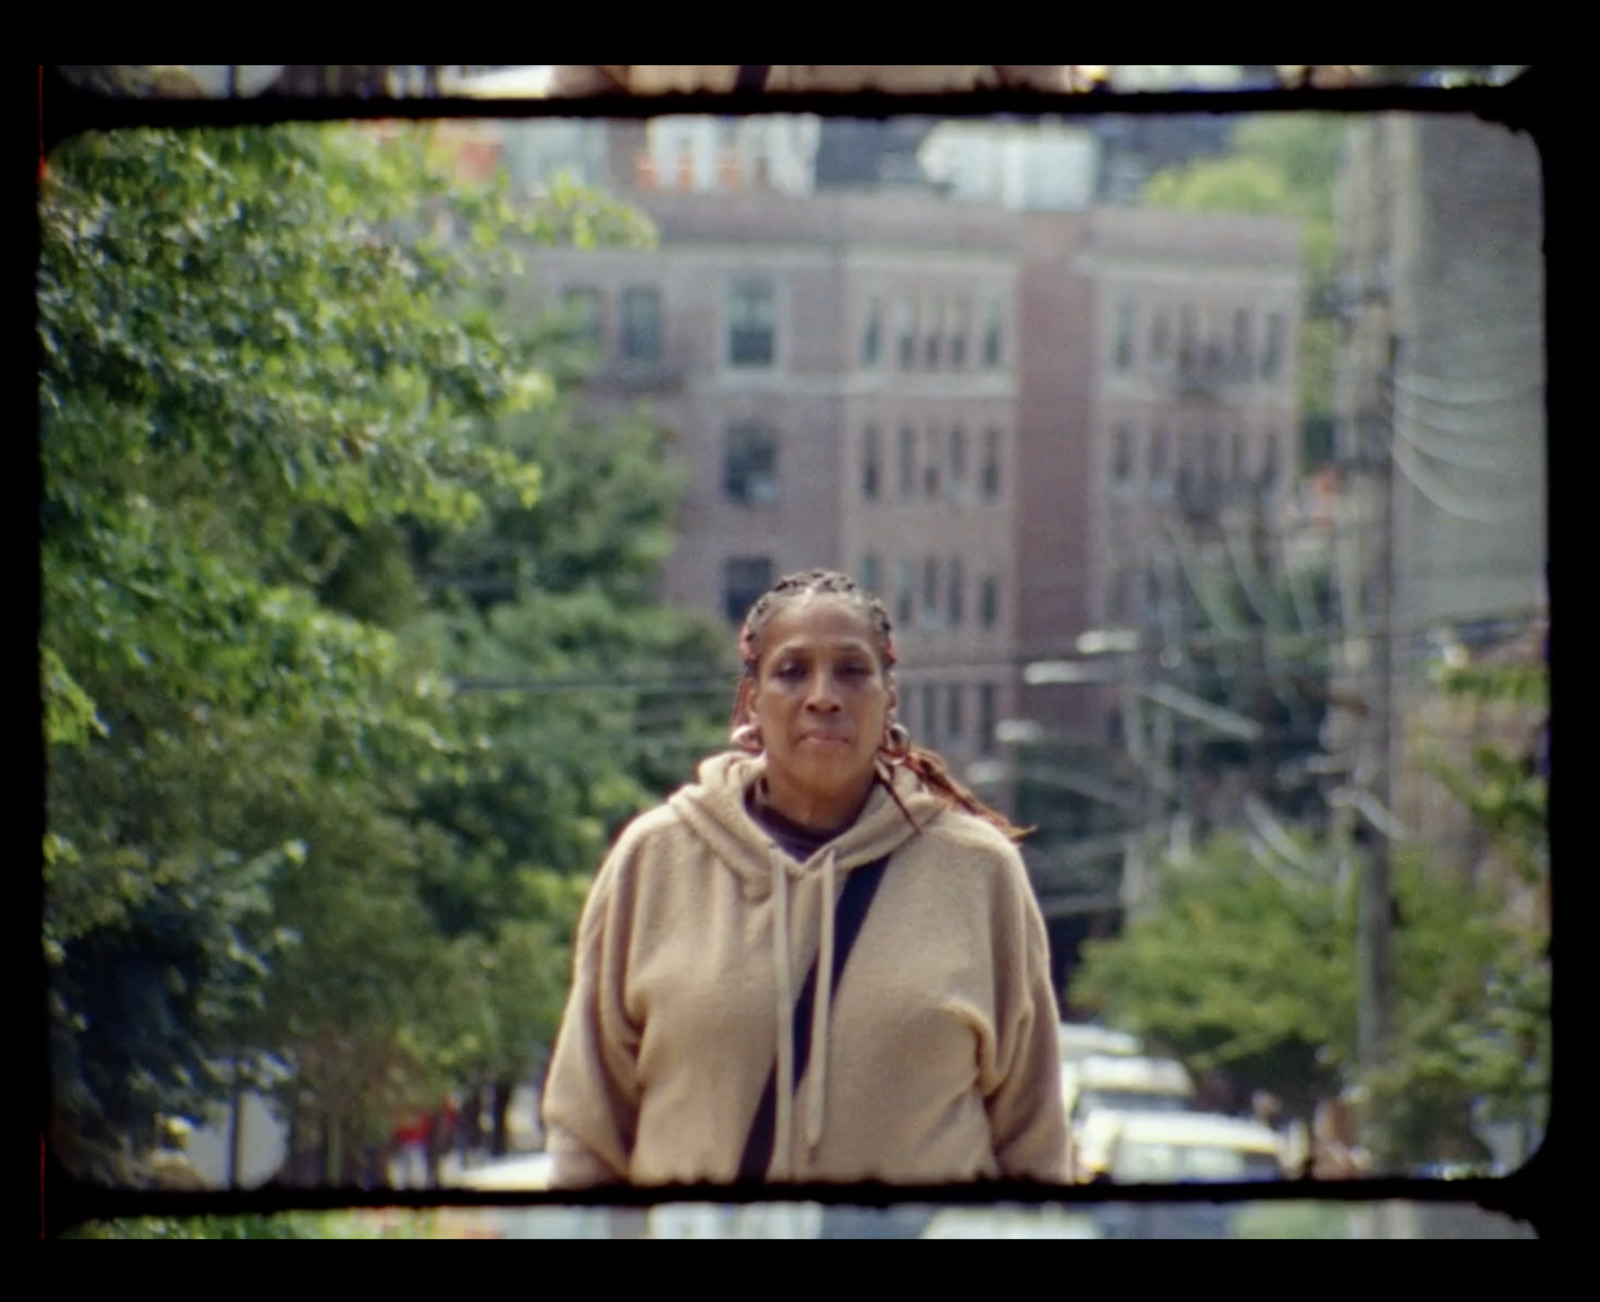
[755,773,874,836]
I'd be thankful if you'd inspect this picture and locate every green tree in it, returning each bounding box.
[1072,833,1355,1122]
[1071,685,1548,1170]
[39,121,675,1182]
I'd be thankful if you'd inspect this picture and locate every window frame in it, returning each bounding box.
[619,284,664,365]
[35,67,1562,1240]
[723,554,776,623]
[725,275,777,369]
[722,421,780,506]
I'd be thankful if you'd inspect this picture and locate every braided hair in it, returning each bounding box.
[734,568,1030,842]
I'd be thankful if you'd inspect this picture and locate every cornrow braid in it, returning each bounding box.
[734,568,1031,843]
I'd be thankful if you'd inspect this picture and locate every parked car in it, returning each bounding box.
[1057,1022,1143,1063]
[1062,1053,1195,1126]
[1075,1110,1288,1238]
[1075,1109,1287,1184]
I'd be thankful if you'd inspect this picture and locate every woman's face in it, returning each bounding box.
[746,595,894,827]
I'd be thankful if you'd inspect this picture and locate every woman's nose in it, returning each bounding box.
[805,673,843,709]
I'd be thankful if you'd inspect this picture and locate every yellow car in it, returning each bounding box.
[1074,1109,1287,1185]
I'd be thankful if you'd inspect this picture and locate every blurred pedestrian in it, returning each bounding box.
[542,569,1067,1187]
[391,1110,430,1189]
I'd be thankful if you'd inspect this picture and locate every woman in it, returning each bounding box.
[541,569,1066,1186]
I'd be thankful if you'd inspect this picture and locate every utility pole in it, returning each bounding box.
[1356,329,1399,1165]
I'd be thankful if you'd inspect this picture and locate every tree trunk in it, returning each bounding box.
[489,1077,514,1157]
[461,1085,484,1166]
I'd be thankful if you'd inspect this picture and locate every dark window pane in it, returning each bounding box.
[728,279,775,367]
[899,426,917,499]
[620,286,662,363]
[724,424,779,504]
[861,298,882,367]
[862,425,881,502]
[724,556,774,623]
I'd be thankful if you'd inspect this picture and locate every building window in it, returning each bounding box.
[925,298,945,369]
[982,301,1004,368]
[922,683,938,747]
[727,279,776,367]
[560,286,603,350]
[896,560,914,627]
[1262,311,1286,380]
[978,683,998,756]
[724,424,779,504]
[861,297,883,368]
[923,556,940,626]
[947,685,965,743]
[898,426,917,500]
[1114,425,1135,483]
[1231,430,1248,483]
[1151,311,1171,362]
[897,299,918,369]
[980,575,999,629]
[981,428,1001,500]
[1115,296,1136,371]
[948,557,965,627]
[862,424,881,502]
[1149,427,1171,484]
[860,552,881,598]
[618,286,662,364]
[949,427,967,496]
[923,429,941,498]
[1232,308,1253,374]
[724,556,773,623]
[950,300,970,369]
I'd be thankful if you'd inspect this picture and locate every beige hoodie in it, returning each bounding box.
[541,751,1068,1187]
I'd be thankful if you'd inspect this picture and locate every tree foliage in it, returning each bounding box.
[41,122,726,1184]
[1071,659,1550,1168]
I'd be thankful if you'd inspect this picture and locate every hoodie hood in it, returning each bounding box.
[668,750,945,892]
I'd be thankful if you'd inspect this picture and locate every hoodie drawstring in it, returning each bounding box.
[804,848,837,1151]
[769,845,843,1174]
[770,849,795,1179]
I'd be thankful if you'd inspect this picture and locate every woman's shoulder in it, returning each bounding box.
[921,803,1025,855]
[605,800,693,863]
